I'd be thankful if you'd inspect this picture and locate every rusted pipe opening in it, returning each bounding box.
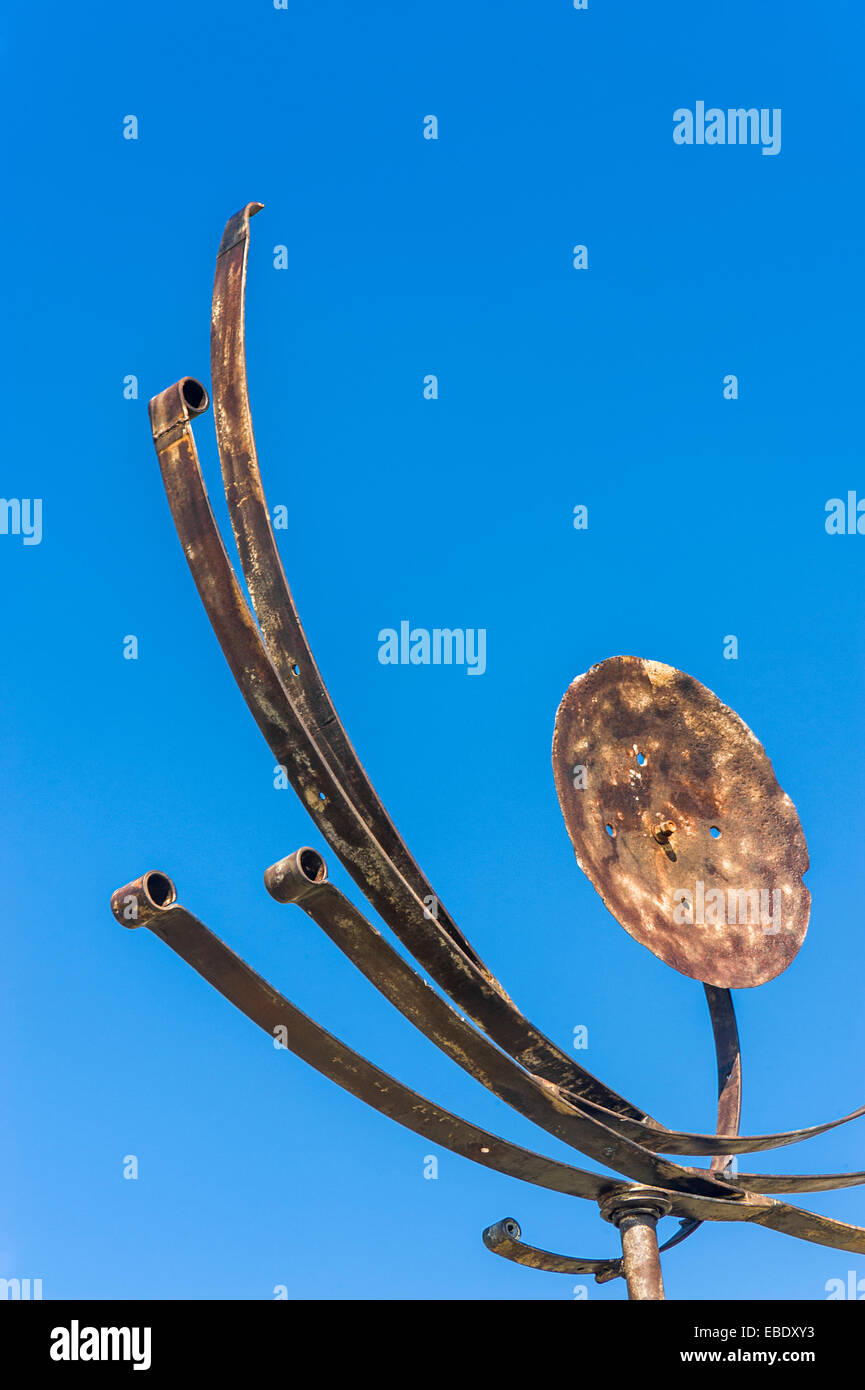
[181,377,209,415]
[298,848,326,883]
[110,870,178,929]
[265,847,329,904]
[145,871,177,908]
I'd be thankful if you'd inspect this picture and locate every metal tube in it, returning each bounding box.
[108,874,865,1252]
[149,377,660,1122]
[600,1189,672,1300]
[262,850,744,1199]
[618,1211,665,1301]
[482,1218,620,1279]
[148,381,865,1177]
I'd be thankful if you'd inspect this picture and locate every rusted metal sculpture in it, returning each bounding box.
[112,203,865,1300]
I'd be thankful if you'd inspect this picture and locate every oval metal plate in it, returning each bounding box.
[552,656,810,989]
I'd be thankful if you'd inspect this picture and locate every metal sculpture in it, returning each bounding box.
[112,203,865,1299]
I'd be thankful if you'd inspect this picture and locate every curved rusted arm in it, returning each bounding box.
[574,1093,865,1156]
[704,984,741,1173]
[109,871,865,1252]
[483,1217,620,1278]
[263,848,739,1199]
[265,849,865,1197]
[482,1214,702,1284]
[148,378,865,1164]
[109,869,647,1203]
[211,204,485,967]
[149,376,657,1122]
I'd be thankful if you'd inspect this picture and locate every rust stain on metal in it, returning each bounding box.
[121,204,865,1298]
[552,656,810,989]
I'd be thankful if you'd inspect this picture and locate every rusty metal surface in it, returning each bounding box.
[600,1190,672,1300]
[618,1218,667,1300]
[149,382,865,1169]
[109,872,865,1253]
[134,206,865,1291]
[656,983,742,1254]
[483,1218,620,1278]
[265,849,865,1197]
[110,874,638,1202]
[482,1212,703,1284]
[552,656,810,989]
[619,1223,665,1299]
[575,1093,865,1156]
[726,1169,865,1194]
[149,377,675,1127]
[211,204,485,974]
[263,848,742,1199]
[705,984,741,1175]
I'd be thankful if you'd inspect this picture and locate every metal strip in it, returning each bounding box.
[110,872,865,1254]
[482,1218,620,1278]
[207,204,663,1125]
[205,206,865,1166]
[211,205,485,966]
[149,376,662,1121]
[148,379,865,1166]
[705,984,741,1174]
[263,849,740,1198]
[267,850,865,1197]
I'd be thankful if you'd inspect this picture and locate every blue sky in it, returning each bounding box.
[2,0,864,1300]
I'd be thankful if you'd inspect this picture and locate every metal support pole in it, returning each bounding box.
[599,1188,672,1300]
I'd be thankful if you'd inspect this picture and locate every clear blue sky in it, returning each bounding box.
[2,0,864,1300]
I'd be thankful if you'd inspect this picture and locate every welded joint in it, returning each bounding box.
[148,377,210,446]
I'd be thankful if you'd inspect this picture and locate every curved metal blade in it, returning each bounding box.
[148,377,865,1163]
[111,876,865,1252]
[483,1217,620,1278]
[264,849,740,1197]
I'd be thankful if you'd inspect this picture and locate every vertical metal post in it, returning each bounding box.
[600,1189,672,1300]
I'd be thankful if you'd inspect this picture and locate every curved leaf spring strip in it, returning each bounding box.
[205,207,865,1166]
[110,874,865,1253]
[149,378,865,1164]
[268,851,865,1195]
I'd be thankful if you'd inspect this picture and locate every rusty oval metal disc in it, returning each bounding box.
[552,657,810,989]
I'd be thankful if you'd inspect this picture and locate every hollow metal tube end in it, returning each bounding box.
[110,872,178,929]
[148,377,210,440]
[482,1218,522,1251]
[264,847,328,904]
